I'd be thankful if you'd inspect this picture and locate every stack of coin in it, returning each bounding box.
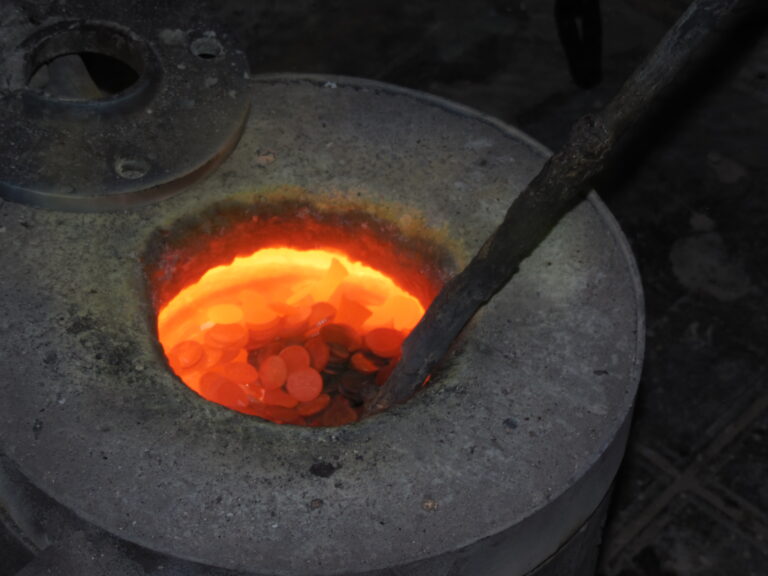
[159,249,421,426]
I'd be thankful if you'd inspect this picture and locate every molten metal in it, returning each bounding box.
[158,247,425,426]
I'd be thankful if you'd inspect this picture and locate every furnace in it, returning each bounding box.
[0,5,643,575]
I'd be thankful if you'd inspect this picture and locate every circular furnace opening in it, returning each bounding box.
[148,200,452,426]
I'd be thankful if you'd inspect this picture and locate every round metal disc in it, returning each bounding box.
[0,0,250,211]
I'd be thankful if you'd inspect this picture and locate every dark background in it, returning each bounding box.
[2,1,767,575]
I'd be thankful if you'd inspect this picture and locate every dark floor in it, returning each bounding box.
[2,1,767,575]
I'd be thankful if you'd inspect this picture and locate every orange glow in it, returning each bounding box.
[158,247,425,426]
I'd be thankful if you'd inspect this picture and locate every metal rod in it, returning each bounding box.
[369,0,761,413]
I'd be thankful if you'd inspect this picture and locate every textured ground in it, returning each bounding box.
[2,1,766,575]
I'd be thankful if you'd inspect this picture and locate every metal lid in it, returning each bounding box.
[0,0,250,211]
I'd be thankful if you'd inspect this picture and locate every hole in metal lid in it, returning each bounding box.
[25,24,146,102]
[114,157,151,180]
[28,52,140,100]
[190,37,224,59]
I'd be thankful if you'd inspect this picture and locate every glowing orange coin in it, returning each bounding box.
[248,404,300,423]
[297,393,331,416]
[279,345,311,373]
[350,351,381,374]
[247,325,280,348]
[169,340,204,370]
[218,347,242,365]
[278,305,311,338]
[285,368,323,403]
[259,355,287,390]
[364,328,404,358]
[219,362,259,386]
[304,337,330,372]
[199,372,249,409]
[254,342,284,366]
[205,323,249,348]
[262,388,299,408]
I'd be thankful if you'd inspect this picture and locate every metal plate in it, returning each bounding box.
[0,0,250,211]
